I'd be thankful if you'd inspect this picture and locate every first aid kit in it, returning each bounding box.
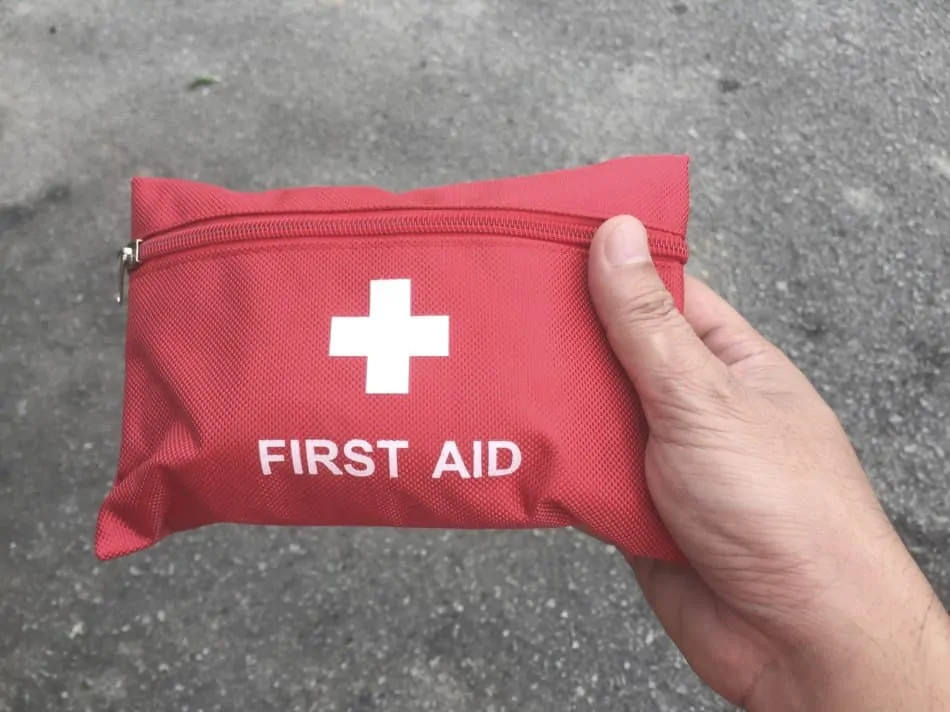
[95,155,691,561]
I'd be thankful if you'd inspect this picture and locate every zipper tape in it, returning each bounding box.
[115,211,688,304]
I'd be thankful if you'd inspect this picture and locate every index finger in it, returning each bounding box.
[683,275,772,368]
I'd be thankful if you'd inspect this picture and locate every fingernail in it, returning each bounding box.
[604,217,651,266]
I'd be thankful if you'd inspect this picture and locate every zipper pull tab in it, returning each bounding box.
[115,240,140,305]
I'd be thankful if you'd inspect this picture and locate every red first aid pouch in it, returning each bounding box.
[96,155,690,561]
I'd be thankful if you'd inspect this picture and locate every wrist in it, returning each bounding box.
[746,570,950,711]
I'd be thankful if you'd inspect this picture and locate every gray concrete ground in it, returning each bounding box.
[2,0,949,709]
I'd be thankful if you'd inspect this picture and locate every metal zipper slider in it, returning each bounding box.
[115,240,141,305]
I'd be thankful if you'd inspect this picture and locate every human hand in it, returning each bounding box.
[586,216,950,711]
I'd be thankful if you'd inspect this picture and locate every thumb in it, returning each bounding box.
[587,215,730,408]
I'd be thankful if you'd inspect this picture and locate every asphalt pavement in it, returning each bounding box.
[2,1,949,710]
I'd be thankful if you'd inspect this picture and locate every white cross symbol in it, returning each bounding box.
[328,279,450,394]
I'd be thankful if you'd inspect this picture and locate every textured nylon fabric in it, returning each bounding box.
[95,156,691,561]
[130,155,689,241]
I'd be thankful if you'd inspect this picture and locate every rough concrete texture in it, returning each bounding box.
[2,0,949,709]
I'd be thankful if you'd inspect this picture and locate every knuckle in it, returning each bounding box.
[649,358,751,435]
[649,382,755,450]
[651,361,729,415]
[619,282,679,327]
[610,280,680,335]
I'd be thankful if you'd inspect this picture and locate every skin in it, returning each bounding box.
[586,215,950,711]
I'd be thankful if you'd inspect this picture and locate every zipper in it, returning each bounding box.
[115,240,141,304]
[115,211,688,304]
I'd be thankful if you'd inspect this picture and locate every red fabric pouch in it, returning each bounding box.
[96,155,690,561]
